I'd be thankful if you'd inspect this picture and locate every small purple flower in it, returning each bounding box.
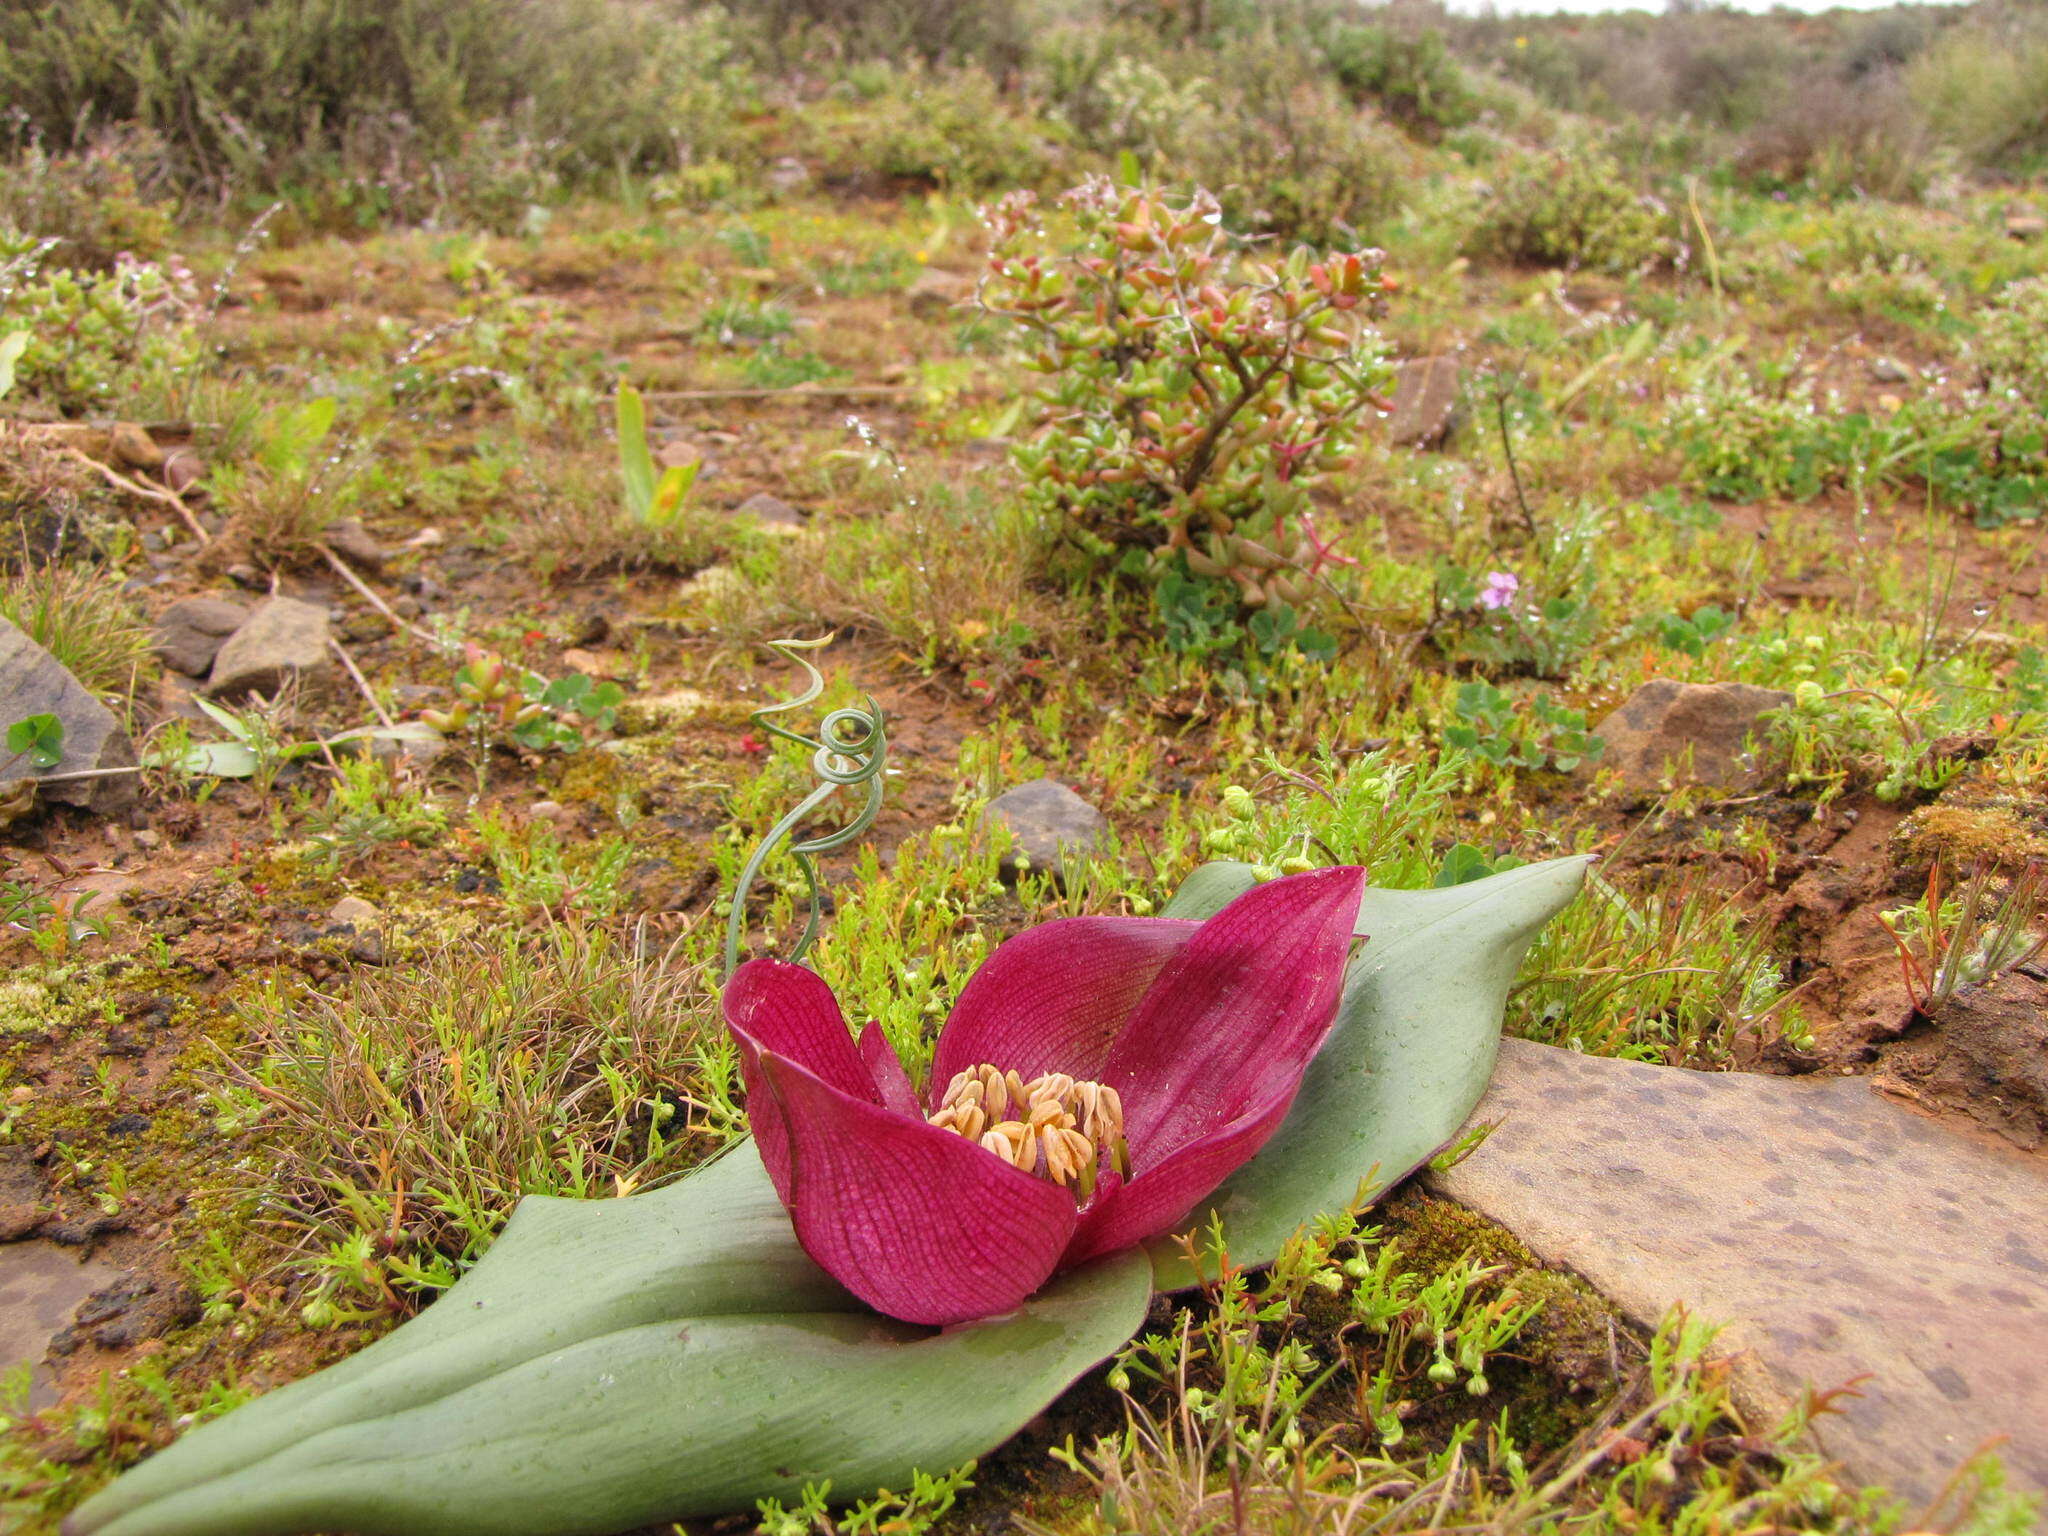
[1477,571,1520,611]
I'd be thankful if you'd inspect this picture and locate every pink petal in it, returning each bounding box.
[723,959,877,1104]
[744,1046,1079,1325]
[1060,1088,1297,1268]
[1105,866,1363,1166]
[930,916,1200,1098]
[859,1022,919,1117]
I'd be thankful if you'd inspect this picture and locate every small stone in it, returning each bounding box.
[406,527,445,550]
[2006,212,2046,240]
[322,518,385,572]
[104,1113,152,1138]
[208,596,331,699]
[328,895,380,928]
[1585,678,1791,794]
[108,422,163,472]
[161,447,204,494]
[982,778,1110,880]
[224,563,263,589]
[657,440,703,472]
[150,596,250,678]
[906,267,974,316]
[527,800,568,823]
[1427,1038,2048,1507]
[733,492,803,528]
[0,618,139,814]
[558,648,618,678]
[392,594,424,620]
[133,828,161,849]
[1386,355,1461,448]
[766,157,811,194]
[1869,356,1912,384]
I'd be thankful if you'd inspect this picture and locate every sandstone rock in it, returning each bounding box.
[207,596,331,699]
[982,778,1109,879]
[1587,678,1789,793]
[0,617,139,813]
[151,596,250,678]
[1881,970,2048,1151]
[0,1241,121,1410]
[0,1145,48,1242]
[57,1271,201,1351]
[2006,211,2046,240]
[1387,355,1461,448]
[322,518,385,573]
[1425,1038,2048,1507]
[328,895,381,928]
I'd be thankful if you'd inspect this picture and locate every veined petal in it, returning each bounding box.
[723,959,877,1104]
[1104,866,1364,1166]
[1060,1091,1296,1268]
[746,1048,1079,1326]
[930,916,1200,1099]
[859,1022,919,1117]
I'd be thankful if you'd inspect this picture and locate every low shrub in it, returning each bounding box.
[1465,146,1670,273]
[0,127,179,268]
[0,0,743,195]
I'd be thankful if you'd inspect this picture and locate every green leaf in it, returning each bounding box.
[1432,843,1494,887]
[6,712,64,770]
[71,1146,1152,1536]
[616,380,657,521]
[149,740,261,778]
[0,329,27,399]
[1150,855,1589,1287]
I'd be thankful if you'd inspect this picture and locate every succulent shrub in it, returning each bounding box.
[980,177,1392,650]
[0,232,199,412]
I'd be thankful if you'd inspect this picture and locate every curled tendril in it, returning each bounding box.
[721,637,888,979]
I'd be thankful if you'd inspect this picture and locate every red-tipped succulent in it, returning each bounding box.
[723,865,1365,1326]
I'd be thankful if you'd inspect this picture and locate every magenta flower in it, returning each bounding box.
[1477,571,1520,611]
[723,866,1365,1326]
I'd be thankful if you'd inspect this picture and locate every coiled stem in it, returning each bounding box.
[721,637,887,978]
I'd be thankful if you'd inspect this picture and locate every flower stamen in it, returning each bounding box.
[932,1064,1125,1195]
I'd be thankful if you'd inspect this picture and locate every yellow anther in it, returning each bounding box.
[929,1061,1127,1198]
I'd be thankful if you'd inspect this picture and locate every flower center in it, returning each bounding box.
[928,1064,1126,1196]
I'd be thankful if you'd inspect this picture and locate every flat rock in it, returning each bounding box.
[1386,355,1461,448]
[151,596,250,678]
[982,778,1109,879]
[0,1240,121,1410]
[1425,1038,2048,1507]
[0,617,138,814]
[207,596,330,699]
[1586,678,1788,793]
[1880,970,2048,1151]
